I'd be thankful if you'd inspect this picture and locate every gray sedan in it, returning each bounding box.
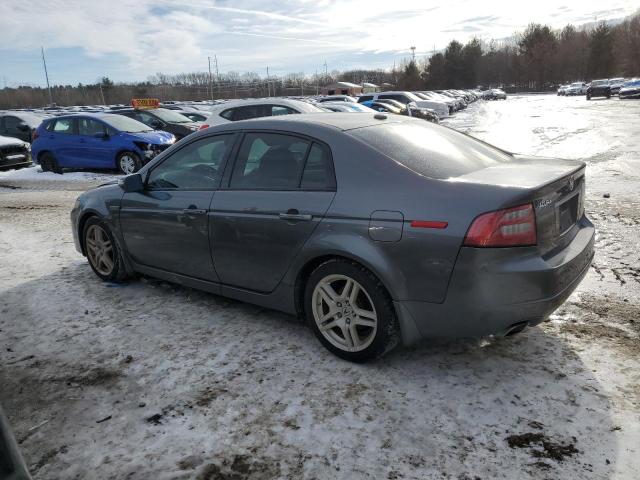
[71,113,595,362]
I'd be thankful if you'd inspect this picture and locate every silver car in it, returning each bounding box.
[71,113,594,362]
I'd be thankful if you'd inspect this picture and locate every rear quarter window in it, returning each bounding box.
[348,122,512,179]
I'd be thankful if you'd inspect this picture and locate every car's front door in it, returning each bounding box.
[119,133,236,281]
[211,131,336,292]
[76,118,113,168]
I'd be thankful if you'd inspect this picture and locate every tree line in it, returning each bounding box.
[1,11,638,108]
[398,12,640,91]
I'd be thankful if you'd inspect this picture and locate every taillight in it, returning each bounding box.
[198,124,209,130]
[463,203,536,247]
[32,129,39,141]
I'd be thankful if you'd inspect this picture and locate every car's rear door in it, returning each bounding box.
[48,117,79,167]
[119,133,236,281]
[211,131,336,292]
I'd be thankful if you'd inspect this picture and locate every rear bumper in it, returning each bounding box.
[396,216,595,345]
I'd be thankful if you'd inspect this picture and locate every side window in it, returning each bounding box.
[231,105,268,121]
[271,105,298,116]
[78,118,106,136]
[220,109,234,120]
[301,143,335,190]
[4,116,21,132]
[52,118,75,134]
[147,134,234,190]
[358,95,373,103]
[230,133,308,190]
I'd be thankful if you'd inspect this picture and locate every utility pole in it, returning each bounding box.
[411,46,416,63]
[98,83,106,105]
[208,56,214,101]
[266,67,270,97]
[315,69,318,95]
[214,55,220,98]
[41,46,53,105]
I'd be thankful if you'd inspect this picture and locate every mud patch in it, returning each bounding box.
[196,454,281,480]
[506,432,579,461]
[64,366,123,386]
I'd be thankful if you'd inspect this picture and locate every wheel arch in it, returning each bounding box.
[293,251,398,319]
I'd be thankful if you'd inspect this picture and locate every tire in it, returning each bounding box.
[586,93,591,100]
[117,151,142,175]
[83,216,129,282]
[40,152,62,174]
[606,93,611,99]
[304,259,399,362]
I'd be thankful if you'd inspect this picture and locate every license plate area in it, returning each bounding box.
[556,190,580,236]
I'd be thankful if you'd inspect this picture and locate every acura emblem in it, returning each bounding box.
[568,176,575,191]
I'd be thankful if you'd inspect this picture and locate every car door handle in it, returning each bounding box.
[279,210,312,221]
[182,208,207,215]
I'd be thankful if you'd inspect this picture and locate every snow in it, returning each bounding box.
[1,95,639,479]
[0,165,120,189]
[0,135,28,147]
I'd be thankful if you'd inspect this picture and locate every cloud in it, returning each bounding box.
[1,0,638,84]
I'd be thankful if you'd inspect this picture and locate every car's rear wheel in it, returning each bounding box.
[40,152,62,174]
[117,151,142,175]
[586,93,591,100]
[304,259,398,362]
[84,217,128,282]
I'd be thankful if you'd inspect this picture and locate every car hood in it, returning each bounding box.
[0,135,29,148]
[123,130,175,144]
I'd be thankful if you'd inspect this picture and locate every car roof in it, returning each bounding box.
[210,98,320,112]
[204,112,410,134]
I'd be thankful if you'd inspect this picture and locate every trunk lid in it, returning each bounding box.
[455,155,586,254]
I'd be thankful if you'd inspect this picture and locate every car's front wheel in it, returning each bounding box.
[117,151,142,175]
[84,217,128,282]
[304,259,398,362]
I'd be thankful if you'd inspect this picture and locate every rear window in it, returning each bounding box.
[348,122,512,179]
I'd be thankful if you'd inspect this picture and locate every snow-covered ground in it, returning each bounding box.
[1,95,639,479]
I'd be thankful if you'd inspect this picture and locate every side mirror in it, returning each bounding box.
[17,123,30,132]
[119,173,144,192]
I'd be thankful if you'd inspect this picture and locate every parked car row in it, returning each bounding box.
[557,78,639,99]
[0,87,498,173]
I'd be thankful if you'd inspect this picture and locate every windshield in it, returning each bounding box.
[103,114,153,133]
[623,80,640,87]
[348,122,512,179]
[152,108,193,123]
[592,80,609,86]
[570,83,582,87]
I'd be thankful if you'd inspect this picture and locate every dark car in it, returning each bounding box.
[586,79,611,99]
[0,112,49,143]
[619,79,640,99]
[71,113,594,362]
[365,100,439,123]
[115,108,201,140]
[0,135,31,170]
[0,406,32,479]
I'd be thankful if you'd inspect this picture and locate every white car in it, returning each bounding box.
[414,91,457,113]
[0,135,32,170]
[357,91,449,118]
[200,98,325,129]
[320,102,376,112]
[565,82,588,96]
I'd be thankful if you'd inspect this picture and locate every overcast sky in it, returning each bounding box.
[0,0,637,87]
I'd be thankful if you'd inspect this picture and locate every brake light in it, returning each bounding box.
[32,129,39,141]
[463,203,536,247]
[199,124,209,130]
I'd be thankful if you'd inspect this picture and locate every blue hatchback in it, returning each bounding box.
[31,113,176,174]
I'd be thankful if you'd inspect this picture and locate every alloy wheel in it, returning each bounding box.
[86,224,115,276]
[311,274,378,352]
[119,155,136,174]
